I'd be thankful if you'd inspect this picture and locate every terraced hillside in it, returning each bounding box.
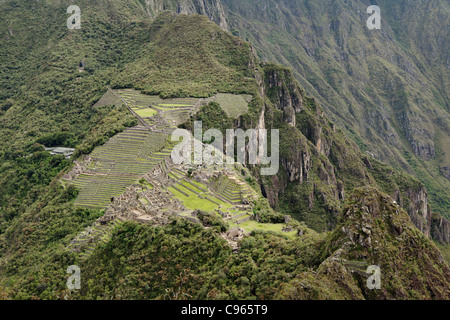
[68,157,298,260]
[66,85,253,210]
[69,126,171,209]
[1,1,448,300]
[67,88,202,209]
[214,93,252,118]
[67,87,259,210]
[113,88,201,131]
[95,155,296,238]
[68,216,126,262]
[163,163,261,230]
[114,89,252,126]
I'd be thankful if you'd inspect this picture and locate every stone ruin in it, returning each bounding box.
[62,156,93,181]
[98,180,192,227]
[222,227,247,251]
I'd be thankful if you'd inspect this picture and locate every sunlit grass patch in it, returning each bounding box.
[159,103,194,107]
[169,187,219,212]
[135,108,158,118]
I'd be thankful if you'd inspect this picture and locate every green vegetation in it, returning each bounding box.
[139,178,154,189]
[0,2,262,298]
[318,187,450,299]
[238,221,297,238]
[214,93,251,118]
[73,126,171,209]
[64,188,449,300]
[69,218,327,300]
[169,186,226,212]
[36,132,78,148]
[434,243,450,266]
[197,211,229,233]
[0,0,448,301]
[74,106,138,157]
[181,101,234,134]
[135,108,158,118]
[224,0,450,219]
[111,12,257,98]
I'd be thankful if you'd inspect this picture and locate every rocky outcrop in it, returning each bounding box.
[143,0,228,30]
[261,174,286,207]
[399,110,436,161]
[391,185,450,244]
[139,0,450,243]
[282,106,296,127]
[255,62,449,242]
[440,166,450,181]
[264,63,304,113]
[221,227,246,251]
[201,0,450,230]
[431,213,450,244]
[281,147,312,185]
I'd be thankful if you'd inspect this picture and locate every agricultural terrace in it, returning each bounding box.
[69,88,295,248]
[214,93,252,118]
[70,89,202,209]
[93,90,123,108]
[113,89,200,130]
[71,126,171,209]
[167,166,257,226]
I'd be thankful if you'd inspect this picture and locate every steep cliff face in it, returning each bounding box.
[404,188,432,238]
[1,1,448,300]
[153,0,446,234]
[316,187,450,300]
[253,62,450,242]
[221,0,449,162]
[166,0,450,221]
[143,0,228,30]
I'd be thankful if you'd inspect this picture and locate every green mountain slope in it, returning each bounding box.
[71,187,450,300]
[149,0,450,219]
[0,1,258,299]
[220,0,450,219]
[0,0,448,300]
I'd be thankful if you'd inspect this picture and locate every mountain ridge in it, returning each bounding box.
[138,0,450,221]
[0,0,448,300]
